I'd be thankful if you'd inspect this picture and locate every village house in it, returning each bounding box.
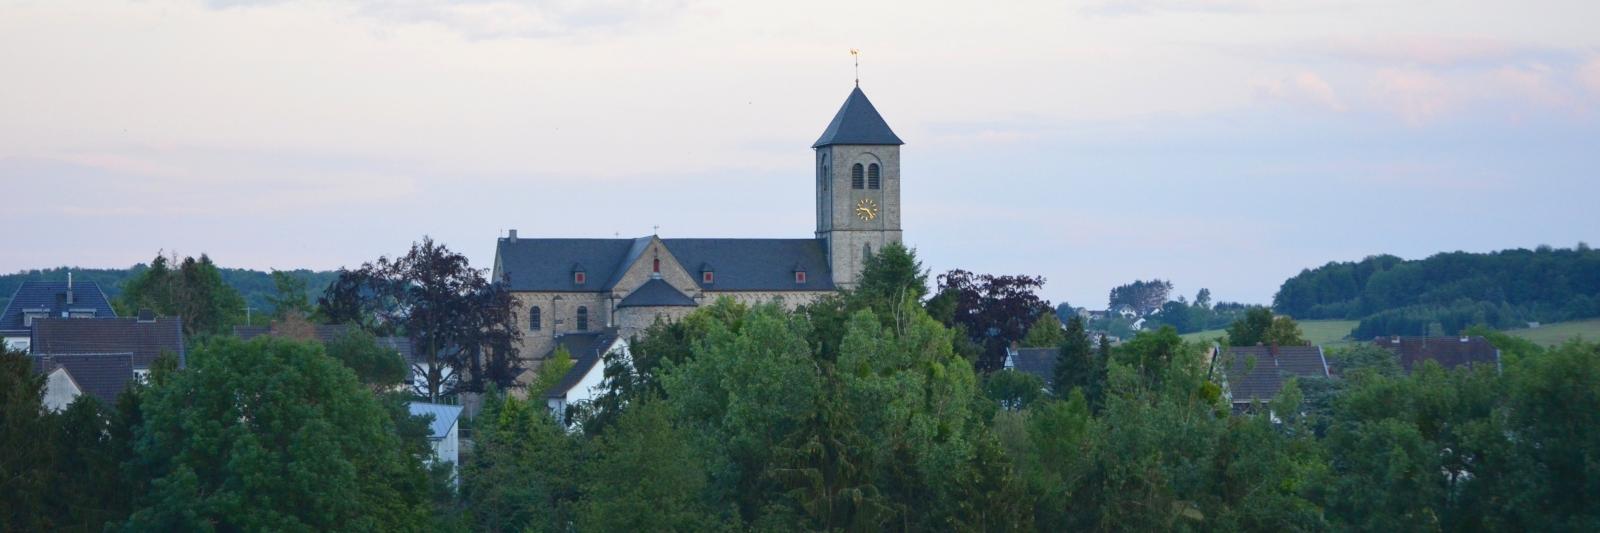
[1372,335,1501,373]
[0,277,117,351]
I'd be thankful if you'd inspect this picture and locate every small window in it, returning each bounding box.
[868,163,880,189]
[851,163,864,189]
[574,271,586,285]
[576,306,589,331]
[795,271,807,284]
[653,258,660,273]
[703,271,714,284]
[529,306,542,331]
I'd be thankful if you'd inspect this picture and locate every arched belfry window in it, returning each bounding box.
[867,163,881,189]
[653,258,660,273]
[851,163,865,189]
[529,306,542,331]
[576,306,589,331]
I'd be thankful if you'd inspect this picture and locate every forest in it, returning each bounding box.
[0,261,337,320]
[1272,244,1600,336]
[4,243,1598,531]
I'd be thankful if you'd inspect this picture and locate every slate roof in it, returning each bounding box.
[32,353,134,406]
[407,402,464,440]
[30,317,186,369]
[0,281,117,334]
[813,87,904,148]
[546,329,620,399]
[1008,347,1058,387]
[617,278,698,308]
[1373,336,1501,372]
[496,237,835,293]
[1220,345,1330,404]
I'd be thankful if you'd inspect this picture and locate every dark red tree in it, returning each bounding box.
[933,269,1051,372]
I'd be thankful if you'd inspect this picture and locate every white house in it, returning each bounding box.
[408,402,464,483]
[544,330,629,424]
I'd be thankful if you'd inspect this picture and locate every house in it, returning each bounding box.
[30,311,186,381]
[544,329,629,423]
[0,277,117,351]
[1003,346,1058,388]
[1130,317,1147,331]
[1372,336,1501,373]
[1216,345,1330,411]
[408,402,465,483]
[492,85,907,375]
[31,353,134,411]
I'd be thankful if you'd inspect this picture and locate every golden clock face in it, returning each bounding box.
[855,198,879,221]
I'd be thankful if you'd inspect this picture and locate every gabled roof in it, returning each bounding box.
[32,353,134,406]
[407,402,464,440]
[495,237,835,292]
[813,87,904,148]
[1008,347,1057,386]
[1220,345,1329,404]
[0,281,117,334]
[546,329,621,399]
[1373,336,1501,372]
[31,317,186,369]
[617,278,697,308]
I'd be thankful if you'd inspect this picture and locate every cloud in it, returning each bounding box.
[1581,57,1600,94]
[1253,71,1347,112]
[1372,68,1456,126]
[1305,35,1546,67]
[354,0,689,39]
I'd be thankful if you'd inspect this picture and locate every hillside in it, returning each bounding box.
[0,266,340,315]
[1180,319,1360,348]
[1273,245,1600,337]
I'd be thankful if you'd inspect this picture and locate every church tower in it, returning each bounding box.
[814,86,903,289]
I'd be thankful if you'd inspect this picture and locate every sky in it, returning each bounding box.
[2,0,1598,308]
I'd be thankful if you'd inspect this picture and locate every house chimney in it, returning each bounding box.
[137,309,156,322]
[508,229,518,243]
[66,272,74,304]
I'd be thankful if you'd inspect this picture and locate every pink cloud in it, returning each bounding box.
[1253,71,1347,112]
[1372,68,1455,126]
[1581,57,1600,95]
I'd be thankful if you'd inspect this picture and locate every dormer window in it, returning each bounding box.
[851,163,865,189]
[794,270,807,284]
[868,163,880,189]
[703,271,714,284]
[574,271,586,284]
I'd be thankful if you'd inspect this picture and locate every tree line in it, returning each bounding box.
[1274,244,1600,336]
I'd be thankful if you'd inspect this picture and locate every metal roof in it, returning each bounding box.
[30,317,186,369]
[407,402,463,440]
[0,281,117,333]
[495,237,834,292]
[813,87,904,148]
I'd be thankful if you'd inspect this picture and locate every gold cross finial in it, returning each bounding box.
[850,49,860,87]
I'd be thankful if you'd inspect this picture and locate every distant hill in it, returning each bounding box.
[0,266,340,317]
[1273,245,1600,337]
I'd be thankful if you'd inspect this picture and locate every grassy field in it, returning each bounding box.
[1180,319,1360,347]
[1179,317,1600,348]
[1502,318,1600,346]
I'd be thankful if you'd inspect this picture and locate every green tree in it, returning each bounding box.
[530,345,575,398]
[984,369,1045,411]
[325,328,409,390]
[266,269,312,320]
[1053,315,1093,397]
[462,389,579,532]
[0,348,54,531]
[119,253,247,337]
[578,399,722,531]
[125,336,432,531]
[1022,312,1066,348]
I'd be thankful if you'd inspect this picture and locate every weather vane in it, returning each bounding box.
[850,48,860,87]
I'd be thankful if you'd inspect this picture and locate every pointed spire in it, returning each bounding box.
[813,87,903,148]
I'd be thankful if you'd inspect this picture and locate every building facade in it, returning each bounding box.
[492,86,905,368]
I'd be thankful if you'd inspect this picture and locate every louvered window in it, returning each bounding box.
[867,163,880,189]
[851,164,864,189]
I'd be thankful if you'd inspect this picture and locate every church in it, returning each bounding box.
[492,85,906,364]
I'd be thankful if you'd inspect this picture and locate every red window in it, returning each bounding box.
[703,272,714,283]
[795,271,807,284]
[653,258,660,273]
[574,272,586,284]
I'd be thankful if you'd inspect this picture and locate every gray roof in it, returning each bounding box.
[617,278,697,308]
[496,237,834,292]
[546,330,619,399]
[31,317,186,369]
[407,402,463,439]
[1220,345,1329,404]
[813,87,904,148]
[32,353,134,406]
[1372,336,1501,373]
[0,281,117,334]
[1009,347,1057,386]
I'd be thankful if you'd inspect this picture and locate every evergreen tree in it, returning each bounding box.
[1053,315,1093,397]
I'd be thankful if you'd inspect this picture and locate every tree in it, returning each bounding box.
[125,336,432,530]
[1107,279,1173,316]
[933,269,1051,372]
[1227,307,1301,346]
[578,399,720,531]
[119,253,247,337]
[1022,312,1066,348]
[463,389,580,532]
[1053,315,1094,397]
[1195,288,1212,309]
[322,237,523,401]
[325,328,409,390]
[266,270,312,320]
[0,348,54,531]
[985,369,1046,411]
